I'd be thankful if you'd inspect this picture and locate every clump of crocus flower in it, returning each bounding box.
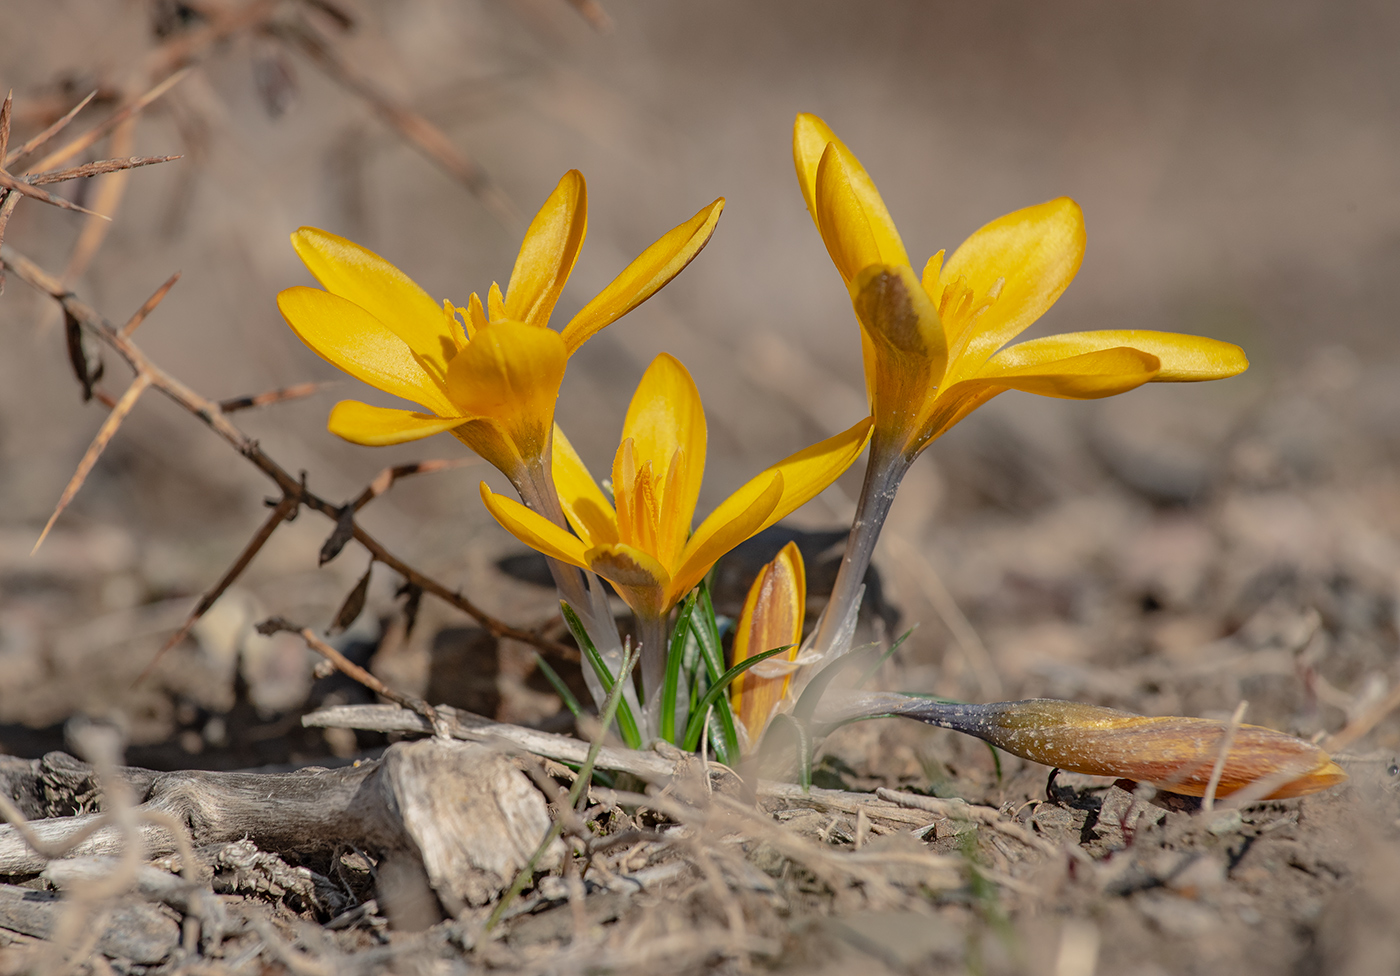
[280,120,1346,800]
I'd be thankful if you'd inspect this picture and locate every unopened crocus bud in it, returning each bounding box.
[894,698,1346,800]
[730,542,806,747]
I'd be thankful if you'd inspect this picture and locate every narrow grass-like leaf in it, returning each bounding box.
[660,590,699,744]
[763,713,813,791]
[857,626,916,687]
[534,652,583,724]
[561,601,641,749]
[681,644,792,751]
[690,579,742,763]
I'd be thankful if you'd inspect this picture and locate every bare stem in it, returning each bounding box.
[811,434,912,658]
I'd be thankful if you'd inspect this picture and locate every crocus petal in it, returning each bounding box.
[290,227,455,370]
[939,198,1085,377]
[328,400,467,446]
[814,142,911,286]
[584,542,671,618]
[909,348,1159,457]
[618,354,706,538]
[552,424,619,547]
[278,286,455,415]
[851,264,947,439]
[974,346,1161,398]
[504,170,588,327]
[465,293,487,339]
[446,320,567,467]
[731,541,806,743]
[562,198,726,355]
[994,330,1249,382]
[671,472,785,606]
[753,416,874,536]
[480,483,590,569]
[792,112,843,227]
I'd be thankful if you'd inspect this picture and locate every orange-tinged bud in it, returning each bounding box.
[730,542,806,746]
[896,699,1346,800]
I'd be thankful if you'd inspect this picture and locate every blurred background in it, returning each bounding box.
[2,0,1400,771]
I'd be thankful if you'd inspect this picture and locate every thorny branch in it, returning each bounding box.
[0,244,579,671]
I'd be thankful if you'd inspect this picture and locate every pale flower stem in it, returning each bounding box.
[514,459,593,613]
[811,437,912,658]
[514,456,626,715]
[636,612,669,710]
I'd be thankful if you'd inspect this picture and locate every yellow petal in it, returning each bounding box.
[290,227,455,370]
[446,321,567,467]
[327,400,467,446]
[552,424,619,547]
[731,541,806,743]
[792,112,842,228]
[813,142,911,286]
[453,420,527,482]
[562,198,725,354]
[480,482,590,568]
[465,292,487,339]
[671,472,785,606]
[278,286,455,415]
[583,542,671,618]
[994,330,1249,382]
[938,198,1085,376]
[753,416,874,536]
[505,170,587,327]
[850,264,946,440]
[910,348,1160,456]
[488,282,506,322]
[618,354,706,539]
[975,345,1161,398]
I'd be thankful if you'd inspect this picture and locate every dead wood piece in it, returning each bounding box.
[384,738,559,913]
[0,884,179,964]
[212,839,345,916]
[0,740,559,921]
[303,703,677,781]
[43,857,230,947]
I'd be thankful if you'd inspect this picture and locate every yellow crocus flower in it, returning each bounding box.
[729,541,806,747]
[278,170,724,487]
[482,353,870,617]
[480,353,871,690]
[793,113,1249,461]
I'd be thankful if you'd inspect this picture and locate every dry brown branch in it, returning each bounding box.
[32,374,152,554]
[26,70,189,174]
[274,15,519,227]
[0,189,20,283]
[25,154,183,185]
[0,168,109,218]
[0,90,11,162]
[120,271,182,337]
[0,244,575,662]
[133,493,300,686]
[2,91,95,168]
[218,379,330,412]
[258,617,447,736]
[62,115,135,285]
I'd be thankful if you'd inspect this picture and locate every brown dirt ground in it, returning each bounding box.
[3,2,1400,973]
